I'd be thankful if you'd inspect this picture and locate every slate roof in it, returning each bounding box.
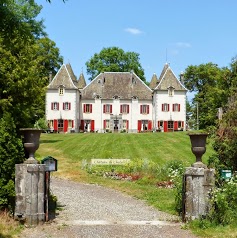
[154,64,187,91]
[77,73,87,89]
[48,64,78,89]
[81,72,152,100]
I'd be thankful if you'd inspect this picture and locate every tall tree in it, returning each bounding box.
[183,63,228,129]
[86,47,146,82]
[0,0,63,210]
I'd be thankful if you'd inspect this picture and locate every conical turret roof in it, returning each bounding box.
[149,73,159,89]
[77,73,87,89]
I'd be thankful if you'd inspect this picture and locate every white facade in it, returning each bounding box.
[45,63,187,133]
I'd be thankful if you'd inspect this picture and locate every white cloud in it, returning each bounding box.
[175,42,192,48]
[125,28,143,35]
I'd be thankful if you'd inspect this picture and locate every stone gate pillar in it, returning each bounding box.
[183,166,215,221]
[15,163,45,225]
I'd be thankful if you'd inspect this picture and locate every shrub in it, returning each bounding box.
[208,175,237,225]
[0,112,25,211]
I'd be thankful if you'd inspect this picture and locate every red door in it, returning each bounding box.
[163,121,168,132]
[80,120,84,131]
[64,120,68,133]
[91,120,95,131]
[53,120,58,131]
[148,120,152,130]
[174,121,178,131]
[138,120,141,132]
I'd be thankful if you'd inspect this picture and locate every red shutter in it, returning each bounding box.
[138,120,142,132]
[69,103,71,110]
[120,105,122,113]
[72,120,74,128]
[103,105,105,113]
[158,121,160,128]
[53,120,58,131]
[168,104,170,111]
[110,105,112,113]
[182,121,184,128]
[63,103,65,110]
[174,121,178,131]
[57,103,59,110]
[51,103,53,110]
[64,120,68,132]
[172,104,174,111]
[126,120,129,129]
[164,121,168,132]
[140,105,142,114]
[127,105,129,113]
[104,120,106,129]
[147,105,149,114]
[83,104,86,113]
[162,104,164,111]
[178,104,180,112]
[148,120,152,130]
[80,120,84,130]
[91,120,95,131]
[90,104,92,113]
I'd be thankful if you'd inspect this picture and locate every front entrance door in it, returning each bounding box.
[58,119,63,133]
[114,120,119,132]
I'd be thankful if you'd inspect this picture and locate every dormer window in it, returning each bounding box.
[113,95,120,100]
[168,86,174,96]
[132,96,138,100]
[59,86,64,96]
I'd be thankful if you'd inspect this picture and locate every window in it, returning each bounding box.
[168,87,174,96]
[63,102,71,110]
[173,103,180,112]
[142,120,148,130]
[51,102,59,110]
[59,87,64,96]
[178,121,182,128]
[162,103,169,112]
[104,120,110,129]
[120,104,129,114]
[140,105,149,114]
[58,119,63,129]
[84,104,92,113]
[103,104,112,113]
[168,121,173,129]
[123,120,127,129]
[48,120,53,128]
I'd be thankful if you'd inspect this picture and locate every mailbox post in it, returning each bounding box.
[41,156,57,222]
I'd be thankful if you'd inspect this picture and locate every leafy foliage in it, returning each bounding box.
[0,113,24,210]
[0,0,62,210]
[208,176,237,225]
[86,46,146,82]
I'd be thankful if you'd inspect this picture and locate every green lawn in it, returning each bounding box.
[36,132,214,214]
[37,132,213,166]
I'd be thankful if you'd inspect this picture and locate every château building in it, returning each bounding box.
[45,63,187,133]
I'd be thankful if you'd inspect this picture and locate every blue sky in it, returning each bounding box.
[36,0,237,98]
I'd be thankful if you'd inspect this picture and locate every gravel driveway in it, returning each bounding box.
[20,177,197,238]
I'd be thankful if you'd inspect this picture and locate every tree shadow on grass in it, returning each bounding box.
[40,140,63,144]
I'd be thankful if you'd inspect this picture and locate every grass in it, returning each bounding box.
[0,210,23,238]
[35,132,214,214]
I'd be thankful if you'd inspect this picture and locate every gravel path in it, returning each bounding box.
[20,177,197,238]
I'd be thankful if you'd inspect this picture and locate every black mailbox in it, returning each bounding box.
[41,156,58,172]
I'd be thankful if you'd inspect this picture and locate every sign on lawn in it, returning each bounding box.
[91,159,130,165]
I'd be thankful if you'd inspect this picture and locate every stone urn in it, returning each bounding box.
[188,133,208,168]
[20,128,42,164]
